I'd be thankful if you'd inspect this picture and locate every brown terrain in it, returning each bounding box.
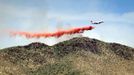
[0,37,134,75]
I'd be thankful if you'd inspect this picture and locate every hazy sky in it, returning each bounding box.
[0,0,134,48]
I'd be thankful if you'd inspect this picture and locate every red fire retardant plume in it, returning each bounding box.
[10,26,94,38]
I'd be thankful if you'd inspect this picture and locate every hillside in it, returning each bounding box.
[0,37,134,75]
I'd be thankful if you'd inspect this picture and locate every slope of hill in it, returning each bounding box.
[0,37,134,75]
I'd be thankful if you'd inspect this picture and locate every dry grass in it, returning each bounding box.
[61,50,134,75]
[0,56,26,75]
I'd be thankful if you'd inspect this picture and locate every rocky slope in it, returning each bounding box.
[0,37,134,75]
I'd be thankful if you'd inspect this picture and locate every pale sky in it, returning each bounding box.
[0,0,134,48]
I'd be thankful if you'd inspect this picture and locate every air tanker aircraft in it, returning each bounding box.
[90,20,104,24]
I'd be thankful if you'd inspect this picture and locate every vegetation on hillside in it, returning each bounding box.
[0,37,134,75]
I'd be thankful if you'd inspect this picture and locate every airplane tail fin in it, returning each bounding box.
[90,20,93,23]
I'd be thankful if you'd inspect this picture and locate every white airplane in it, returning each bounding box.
[90,20,104,24]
